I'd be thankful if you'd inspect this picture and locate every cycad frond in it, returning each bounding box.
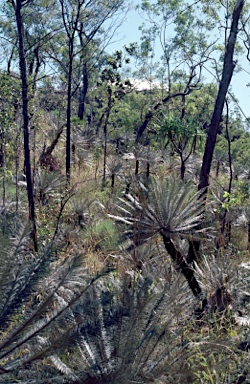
[194,251,250,316]
[34,170,65,204]
[0,224,37,328]
[108,177,212,300]
[109,177,207,245]
[0,230,105,380]
[47,272,195,384]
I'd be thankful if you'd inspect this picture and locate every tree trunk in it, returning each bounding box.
[39,125,64,169]
[111,173,115,190]
[198,0,245,192]
[247,221,250,250]
[135,159,139,176]
[184,0,244,296]
[180,157,185,180]
[78,60,89,120]
[102,87,112,188]
[66,40,73,184]
[162,234,206,305]
[0,130,4,168]
[14,0,38,252]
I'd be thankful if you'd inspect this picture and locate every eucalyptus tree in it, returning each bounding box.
[93,50,132,187]
[161,114,201,179]
[51,0,128,183]
[133,0,246,262]
[0,0,58,85]
[199,0,245,193]
[128,0,215,144]
[0,0,62,251]
[128,0,246,174]
[9,0,38,251]
[158,83,217,179]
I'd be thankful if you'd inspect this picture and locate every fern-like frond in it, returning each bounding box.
[0,224,38,328]
[46,272,195,384]
[0,231,106,380]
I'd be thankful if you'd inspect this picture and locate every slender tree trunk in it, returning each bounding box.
[111,173,115,190]
[14,0,38,251]
[198,0,245,192]
[39,125,64,168]
[247,222,250,250]
[135,159,139,176]
[180,157,185,180]
[220,99,233,245]
[78,60,89,120]
[66,40,73,184]
[185,0,244,288]
[0,128,5,209]
[162,234,207,306]
[0,130,4,168]
[15,130,21,213]
[59,0,82,183]
[146,162,150,179]
[102,87,112,188]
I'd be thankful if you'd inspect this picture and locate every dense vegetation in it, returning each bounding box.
[0,0,250,383]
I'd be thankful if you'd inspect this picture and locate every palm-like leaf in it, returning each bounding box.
[34,170,65,204]
[0,224,40,328]
[0,199,25,236]
[37,272,195,384]
[107,177,212,300]
[0,228,105,381]
[194,251,250,323]
[109,177,208,245]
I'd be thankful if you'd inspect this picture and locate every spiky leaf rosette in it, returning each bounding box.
[106,177,213,300]
[109,177,208,246]
[195,251,250,320]
[0,227,105,380]
[38,272,195,384]
[33,170,65,204]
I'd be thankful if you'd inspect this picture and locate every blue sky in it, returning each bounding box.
[107,2,250,121]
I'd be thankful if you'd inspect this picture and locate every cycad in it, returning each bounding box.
[106,154,123,189]
[34,169,65,205]
[0,225,35,328]
[194,253,236,313]
[0,225,104,381]
[109,177,206,242]
[108,177,209,300]
[37,272,195,384]
[194,250,250,327]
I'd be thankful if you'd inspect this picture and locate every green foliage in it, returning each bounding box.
[0,72,21,170]
[216,117,250,167]
[222,180,250,211]
[86,218,120,252]
[37,78,66,112]
[161,112,204,153]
